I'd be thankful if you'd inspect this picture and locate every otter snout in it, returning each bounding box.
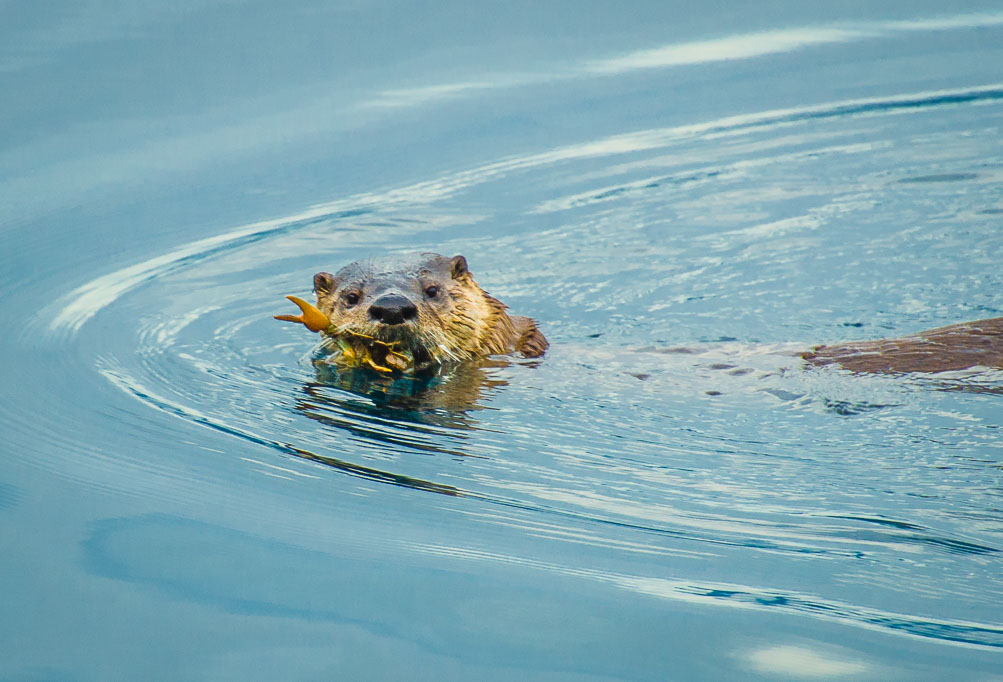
[368,293,418,325]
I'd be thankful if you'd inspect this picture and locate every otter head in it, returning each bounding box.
[313,253,504,367]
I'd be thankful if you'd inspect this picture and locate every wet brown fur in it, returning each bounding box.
[802,317,1003,373]
[312,253,547,368]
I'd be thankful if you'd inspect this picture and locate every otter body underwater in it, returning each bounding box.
[276,252,1003,376]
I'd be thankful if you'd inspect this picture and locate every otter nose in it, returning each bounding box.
[368,293,418,325]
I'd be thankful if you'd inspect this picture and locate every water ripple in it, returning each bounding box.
[41,83,1003,338]
[614,576,1003,648]
[25,70,1002,659]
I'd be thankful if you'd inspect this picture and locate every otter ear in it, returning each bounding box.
[450,255,469,280]
[313,272,337,296]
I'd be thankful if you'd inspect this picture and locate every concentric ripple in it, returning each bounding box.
[35,84,1003,648]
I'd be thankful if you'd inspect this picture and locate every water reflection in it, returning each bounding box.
[585,12,1003,75]
[309,354,511,415]
[360,12,1003,109]
[286,355,511,477]
[294,375,482,458]
[741,644,871,678]
[613,576,1003,648]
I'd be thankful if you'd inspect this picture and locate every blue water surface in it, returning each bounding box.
[2,1,1002,679]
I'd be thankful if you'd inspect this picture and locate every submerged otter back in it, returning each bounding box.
[802,317,1003,373]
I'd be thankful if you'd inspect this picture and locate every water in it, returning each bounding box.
[2,2,1002,679]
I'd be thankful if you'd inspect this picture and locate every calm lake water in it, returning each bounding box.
[2,1,1002,679]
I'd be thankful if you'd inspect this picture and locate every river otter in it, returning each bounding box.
[276,253,1001,376]
[276,253,548,372]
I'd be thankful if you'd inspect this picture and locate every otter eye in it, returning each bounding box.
[424,285,439,299]
[345,292,360,307]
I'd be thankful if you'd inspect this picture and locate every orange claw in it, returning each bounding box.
[364,357,393,373]
[274,295,331,332]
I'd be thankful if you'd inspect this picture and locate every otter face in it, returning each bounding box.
[312,253,484,366]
